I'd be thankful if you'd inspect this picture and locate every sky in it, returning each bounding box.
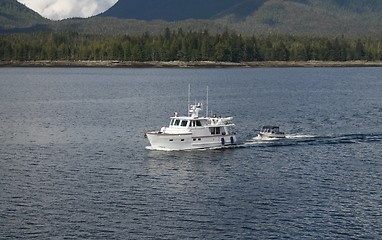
[17,0,118,20]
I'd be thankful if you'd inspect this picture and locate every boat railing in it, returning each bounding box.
[208,117,235,126]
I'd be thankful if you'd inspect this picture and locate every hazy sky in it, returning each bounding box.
[17,0,118,20]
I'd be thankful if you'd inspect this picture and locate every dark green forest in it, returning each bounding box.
[1,29,381,62]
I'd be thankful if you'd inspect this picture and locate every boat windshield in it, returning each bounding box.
[262,126,279,132]
[174,119,181,126]
[170,119,189,127]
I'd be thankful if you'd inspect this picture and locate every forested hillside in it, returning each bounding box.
[1,29,381,62]
[1,1,382,63]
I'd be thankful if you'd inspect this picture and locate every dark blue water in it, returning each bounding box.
[1,67,382,239]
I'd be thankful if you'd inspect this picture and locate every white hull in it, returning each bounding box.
[258,133,285,139]
[146,132,237,150]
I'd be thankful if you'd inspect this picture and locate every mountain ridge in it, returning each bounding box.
[0,0,49,33]
[99,0,268,21]
[1,0,382,36]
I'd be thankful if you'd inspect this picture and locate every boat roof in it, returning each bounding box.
[170,116,207,120]
[261,125,280,129]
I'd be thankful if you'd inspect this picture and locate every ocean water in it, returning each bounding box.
[1,67,382,239]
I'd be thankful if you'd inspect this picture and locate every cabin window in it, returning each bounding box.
[209,127,221,135]
[170,119,175,126]
[181,120,188,127]
[181,139,185,141]
[169,139,173,141]
[174,119,180,126]
[190,120,202,127]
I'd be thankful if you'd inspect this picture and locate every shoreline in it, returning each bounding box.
[1,60,382,68]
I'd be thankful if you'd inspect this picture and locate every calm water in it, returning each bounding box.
[1,67,382,239]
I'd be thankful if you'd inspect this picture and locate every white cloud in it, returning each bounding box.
[17,0,118,20]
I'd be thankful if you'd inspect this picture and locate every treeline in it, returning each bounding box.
[1,28,382,62]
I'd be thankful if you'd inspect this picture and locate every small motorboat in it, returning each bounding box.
[258,125,285,139]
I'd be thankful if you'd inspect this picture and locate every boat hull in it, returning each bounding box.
[146,132,237,150]
[258,133,286,139]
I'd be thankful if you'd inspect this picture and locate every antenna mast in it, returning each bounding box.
[188,84,191,116]
[206,86,209,117]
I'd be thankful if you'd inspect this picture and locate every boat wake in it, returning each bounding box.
[242,133,382,148]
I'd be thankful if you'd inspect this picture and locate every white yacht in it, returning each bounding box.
[145,90,237,150]
[258,125,285,139]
